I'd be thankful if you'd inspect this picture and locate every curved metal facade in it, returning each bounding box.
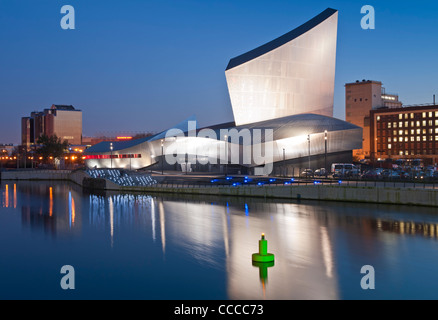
[225,8,338,126]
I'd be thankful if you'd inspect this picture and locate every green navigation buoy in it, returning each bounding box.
[252,233,275,263]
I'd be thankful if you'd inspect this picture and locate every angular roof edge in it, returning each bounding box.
[225,8,338,71]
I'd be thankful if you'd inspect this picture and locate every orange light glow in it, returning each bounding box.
[13,184,16,209]
[117,136,133,140]
[49,187,53,217]
[5,184,9,208]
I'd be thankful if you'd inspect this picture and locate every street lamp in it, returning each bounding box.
[283,148,286,177]
[324,130,328,178]
[161,139,164,175]
[110,142,113,169]
[224,135,228,176]
[307,135,311,170]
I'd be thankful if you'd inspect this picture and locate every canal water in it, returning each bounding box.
[1,181,438,300]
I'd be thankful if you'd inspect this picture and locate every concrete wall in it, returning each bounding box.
[1,170,437,207]
[116,184,438,207]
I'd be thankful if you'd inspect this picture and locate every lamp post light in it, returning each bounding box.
[283,148,286,177]
[324,130,328,178]
[161,139,164,175]
[307,135,311,171]
[224,135,228,176]
[110,142,113,169]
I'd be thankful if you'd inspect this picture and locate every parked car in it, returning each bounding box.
[314,168,327,176]
[361,170,379,180]
[301,169,314,177]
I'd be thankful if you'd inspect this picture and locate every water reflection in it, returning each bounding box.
[2,181,438,299]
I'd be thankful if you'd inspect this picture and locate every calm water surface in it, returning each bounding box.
[1,181,438,300]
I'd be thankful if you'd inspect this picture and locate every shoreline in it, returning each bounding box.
[1,169,438,207]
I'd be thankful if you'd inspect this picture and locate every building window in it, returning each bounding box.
[423,120,427,126]
[399,122,403,128]
[423,112,427,118]
[394,137,398,142]
[429,112,433,118]
[411,137,415,142]
[405,114,409,120]
[388,137,392,142]
[388,122,392,128]
[417,136,421,142]
[399,130,403,135]
[394,122,397,128]
[377,116,381,121]
[411,113,415,119]
[399,114,403,120]
[405,121,409,127]
[429,120,433,126]
[388,144,392,149]
[416,121,420,127]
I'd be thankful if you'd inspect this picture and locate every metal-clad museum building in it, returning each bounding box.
[84,8,362,175]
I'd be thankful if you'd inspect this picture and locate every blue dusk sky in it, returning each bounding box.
[1,0,438,144]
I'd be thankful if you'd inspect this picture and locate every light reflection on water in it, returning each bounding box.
[1,181,438,299]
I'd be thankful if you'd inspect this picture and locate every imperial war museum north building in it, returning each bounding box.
[84,8,362,175]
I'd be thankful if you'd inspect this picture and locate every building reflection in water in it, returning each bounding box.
[3,182,438,299]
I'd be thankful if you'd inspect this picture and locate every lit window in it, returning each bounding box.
[411,129,415,135]
[399,130,403,135]
[423,136,427,141]
[411,113,414,119]
[388,137,392,142]
[417,136,421,141]
[377,116,381,121]
[423,120,427,126]
[388,144,392,149]
[423,112,427,118]
[423,129,427,134]
[405,121,409,127]
[429,120,433,126]
[394,137,398,142]
[417,129,421,134]
[429,112,433,118]
[436,136,438,141]
[416,121,421,127]
[388,123,392,128]
[405,114,408,119]
[411,137,415,142]
[435,112,438,117]
[400,151,404,156]
[405,137,408,142]
[435,128,438,134]
[405,130,408,135]
[394,122,398,128]
[399,114,403,120]
[435,120,438,126]
[394,130,397,135]
[399,122,403,128]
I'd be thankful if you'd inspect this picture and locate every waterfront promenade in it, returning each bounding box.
[1,169,438,207]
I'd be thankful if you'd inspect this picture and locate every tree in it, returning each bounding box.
[36,134,69,162]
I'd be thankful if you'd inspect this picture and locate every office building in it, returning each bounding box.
[370,105,438,165]
[21,104,82,149]
[345,80,402,159]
